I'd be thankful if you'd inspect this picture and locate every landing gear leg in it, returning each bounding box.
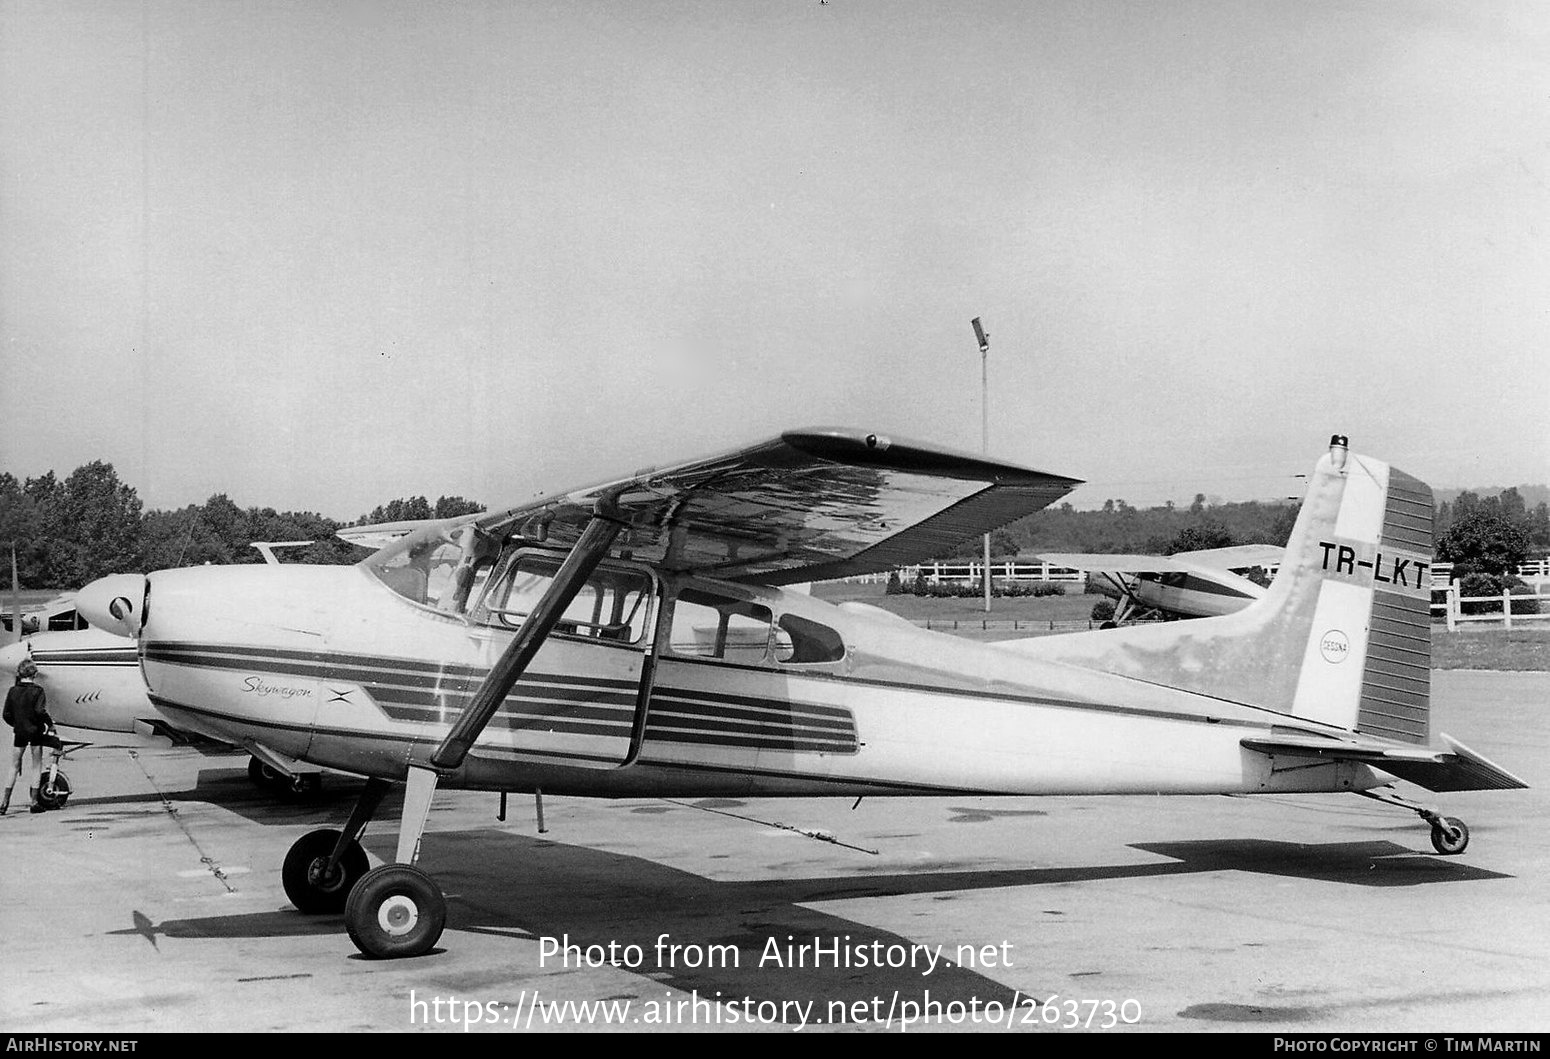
[334,498,626,960]
[282,777,390,912]
[345,766,446,959]
[1357,785,1470,855]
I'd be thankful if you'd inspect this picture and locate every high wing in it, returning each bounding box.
[474,428,1081,585]
[1038,552,1208,576]
[1167,544,1283,572]
[1037,545,1281,578]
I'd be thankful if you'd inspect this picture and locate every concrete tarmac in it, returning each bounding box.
[1,670,1545,1034]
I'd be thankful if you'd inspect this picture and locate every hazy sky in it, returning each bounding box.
[3,1,1547,519]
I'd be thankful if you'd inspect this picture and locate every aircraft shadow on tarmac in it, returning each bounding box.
[109,826,1510,1025]
[69,765,381,822]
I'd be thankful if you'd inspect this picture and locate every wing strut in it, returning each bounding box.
[429,497,629,772]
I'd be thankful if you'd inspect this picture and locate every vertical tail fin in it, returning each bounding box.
[1279,436,1434,741]
[1012,436,1435,741]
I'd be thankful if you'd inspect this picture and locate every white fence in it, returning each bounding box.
[855,558,1548,592]
[1433,584,1550,630]
[1431,559,1550,588]
[848,561,1091,585]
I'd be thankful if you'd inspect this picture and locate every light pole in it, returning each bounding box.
[971,317,991,613]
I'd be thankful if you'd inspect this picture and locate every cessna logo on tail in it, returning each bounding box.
[1319,630,1350,664]
[1316,539,1430,595]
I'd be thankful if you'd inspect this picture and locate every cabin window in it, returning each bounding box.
[667,588,775,663]
[477,553,652,643]
[773,613,845,665]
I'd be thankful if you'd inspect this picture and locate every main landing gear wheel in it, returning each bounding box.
[282,828,369,913]
[345,864,446,959]
[1430,817,1470,856]
[248,756,273,788]
[36,771,71,809]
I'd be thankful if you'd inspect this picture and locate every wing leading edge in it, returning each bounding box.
[476,428,1081,585]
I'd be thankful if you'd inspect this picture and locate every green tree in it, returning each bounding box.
[37,462,143,586]
[360,496,435,524]
[1165,523,1236,555]
[433,495,484,518]
[139,506,203,571]
[198,494,252,563]
[1530,502,1550,549]
[1437,509,1531,576]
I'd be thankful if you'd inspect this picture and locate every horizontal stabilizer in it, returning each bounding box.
[1242,732,1446,764]
[1370,734,1531,793]
[1242,732,1529,793]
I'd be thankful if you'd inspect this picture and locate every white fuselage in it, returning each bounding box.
[132,561,1380,800]
[1127,570,1263,619]
[1,627,151,733]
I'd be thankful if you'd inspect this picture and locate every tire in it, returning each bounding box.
[37,770,71,809]
[1430,817,1470,856]
[345,864,446,959]
[282,828,369,913]
[248,757,281,789]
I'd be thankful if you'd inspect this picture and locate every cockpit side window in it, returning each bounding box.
[667,587,774,664]
[474,552,652,644]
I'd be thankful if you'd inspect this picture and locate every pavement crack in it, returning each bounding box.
[129,749,237,894]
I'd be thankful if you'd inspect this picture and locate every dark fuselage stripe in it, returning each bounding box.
[144,649,860,753]
[145,694,967,794]
[141,638,1284,732]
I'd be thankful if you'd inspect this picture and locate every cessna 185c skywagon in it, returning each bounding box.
[76,429,1526,960]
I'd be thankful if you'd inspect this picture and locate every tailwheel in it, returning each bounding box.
[282,828,369,913]
[1430,817,1470,856]
[345,864,446,959]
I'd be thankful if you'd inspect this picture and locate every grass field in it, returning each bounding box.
[1431,627,1550,671]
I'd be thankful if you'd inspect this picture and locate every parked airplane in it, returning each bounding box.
[0,545,331,798]
[75,430,1526,960]
[1,593,87,637]
[0,627,149,733]
[1039,544,1284,625]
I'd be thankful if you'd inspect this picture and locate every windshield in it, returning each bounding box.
[364,517,496,613]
